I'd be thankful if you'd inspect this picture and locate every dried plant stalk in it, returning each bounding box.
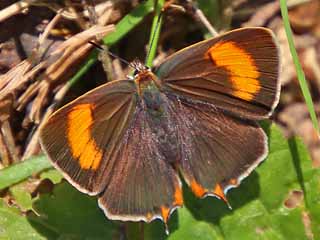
[0,0,114,23]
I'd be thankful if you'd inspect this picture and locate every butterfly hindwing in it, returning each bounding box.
[98,99,183,223]
[157,27,280,120]
[166,93,267,200]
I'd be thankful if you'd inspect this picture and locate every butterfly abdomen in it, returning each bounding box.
[133,74,180,164]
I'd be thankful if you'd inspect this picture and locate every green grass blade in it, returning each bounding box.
[0,155,51,190]
[68,0,155,87]
[145,0,165,68]
[103,0,154,46]
[279,0,320,135]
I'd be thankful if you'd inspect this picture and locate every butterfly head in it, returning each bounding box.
[131,59,149,76]
[131,60,160,95]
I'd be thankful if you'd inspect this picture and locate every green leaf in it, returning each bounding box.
[40,169,63,184]
[29,183,118,240]
[102,0,154,46]
[0,155,51,190]
[0,201,47,240]
[9,181,35,212]
[143,207,223,240]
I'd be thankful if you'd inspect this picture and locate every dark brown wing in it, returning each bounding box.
[40,82,183,223]
[98,100,182,224]
[166,93,267,201]
[40,80,137,195]
[157,27,280,120]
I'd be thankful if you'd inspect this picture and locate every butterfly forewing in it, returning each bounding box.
[40,80,137,195]
[157,27,280,120]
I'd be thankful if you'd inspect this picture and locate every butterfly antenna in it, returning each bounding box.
[145,10,163,66]
[88,41,135,68]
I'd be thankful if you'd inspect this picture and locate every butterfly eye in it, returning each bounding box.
[131,59,150,77]
[133,69,140,76]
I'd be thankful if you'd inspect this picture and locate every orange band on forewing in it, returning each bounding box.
[190,179,206,198]
[67,104,102,170]
[206,41,260,101]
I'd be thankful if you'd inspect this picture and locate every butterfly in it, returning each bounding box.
[39,27,280,230]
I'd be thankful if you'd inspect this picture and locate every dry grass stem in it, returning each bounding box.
[184,0,218,36]
[0,0,36,23]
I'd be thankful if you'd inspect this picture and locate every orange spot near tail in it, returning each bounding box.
[213,184,228,203]
[146,212,153,222]
[229,178,238,186]
[161,206,170,223]
[190,179,206,198]
[173,187,183,206]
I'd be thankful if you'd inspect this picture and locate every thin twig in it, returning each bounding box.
[0,96,15,166]
[1,121,19,164]
[0,0,115,23]
[186,0,218,36]
[38,9,64,45]
[194,8,218,36]
[0,133,10,167]
[0,0,36,23]
[287,0,312,8]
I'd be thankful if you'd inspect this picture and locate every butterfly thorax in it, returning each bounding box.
[133,68,180,163]
[134,70,162,114]
[134,68,161,93]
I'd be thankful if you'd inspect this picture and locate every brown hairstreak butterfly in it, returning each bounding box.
[40,27,280,232]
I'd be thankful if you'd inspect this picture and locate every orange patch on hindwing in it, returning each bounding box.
[206,41,261,101]
[67,103,102,170]
[173,186,183,206]
[213,184,227,203]
[161,206,170,223]
[229,178,238,186]
[190,179,206,198]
